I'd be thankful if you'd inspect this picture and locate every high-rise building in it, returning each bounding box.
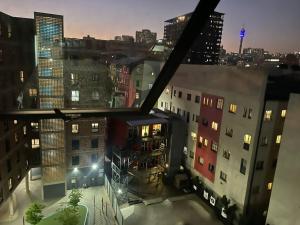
[158,65,300,225]
[34,12,66,199]
[0,11,36,211]
[136,29,157,45]
[164,12,224,64]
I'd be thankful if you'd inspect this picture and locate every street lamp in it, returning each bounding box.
[73,167,78,173]
[117,188,122,194]
[92,164,98,170]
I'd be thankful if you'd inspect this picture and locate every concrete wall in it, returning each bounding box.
[266,94,300,225]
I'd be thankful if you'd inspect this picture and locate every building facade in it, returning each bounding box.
[164,12,224,64]
[136,29,157,45]
[158,65,290,224]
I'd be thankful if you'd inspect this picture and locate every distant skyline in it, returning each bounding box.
[0,0,299,53]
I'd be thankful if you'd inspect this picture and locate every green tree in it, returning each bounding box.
[68,189,83,208]
[25,203,45,225]
[57,207,79,225]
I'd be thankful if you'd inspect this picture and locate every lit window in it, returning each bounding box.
[70,73,78,85]
[210,99,213,107]
[71,90,79,102]
[244,134,252,144]
[136,93,140,99]
[276,135,282,144]
[267,182,273,190]
[23,126,27,135]
[204,138,208,147]
[14,120,18,125]
[8,178,13,191]
[92,90,100,100]
[91,123,99,132]
[72,124,79,133]
[264,110,272,121]
[229,104,237,113]
[211,141,218,152]
[29,88,37,96]
[211,121,218,131]
[30,122,38,129]
[191,132,197,140]
[199,136,203,144]
[148,83,153,89]
[31,139,40,149]
[165,88,170,94]
[142,126,149,137]
[216,98,223,109]
[203,97,209,106]
[198,157,204,165]
[153,124,161,135]
[281,109,287,118]
[7,24,11,38]
[20,71,24,82]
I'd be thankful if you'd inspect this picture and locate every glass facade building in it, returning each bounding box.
[34,12,66,198]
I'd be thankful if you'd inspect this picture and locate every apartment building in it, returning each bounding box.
[158,65,292,224]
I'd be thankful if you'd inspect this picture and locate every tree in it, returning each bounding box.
[68,189,83,208]
[57,207,80,225]
[25,203,45,225]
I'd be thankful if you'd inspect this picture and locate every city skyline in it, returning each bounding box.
[1,0,299,53]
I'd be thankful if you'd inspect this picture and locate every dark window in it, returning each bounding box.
[5,139,10,152]
[223,150,230,160]
[208,163,215,173]
[187,93,191,101]
[202,118,208,127]
[195,95,200,103]
[195,115,200,123]
[136,80,140,87]
[177,108,181,115]
[186,112,190,123]
[240,158,247,175]
[161,102,163,108]
[91,153,98,163]
[192,114,195,121]
[272,159,277,168]
[7,159,12,173]
[243,107,247,118]
[173,90,176,97]
[220,171,227,182]
[91,139,98,148]
[72,156,80,165]
[178,91,182,98]
[72,139,80,150]
[225,128,233,137]
[256,161,264,170]
[261,136,268,146]
[243,143,250,150]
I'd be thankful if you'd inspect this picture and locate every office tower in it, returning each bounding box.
[164,12,224,64]
[34,12,66,199]
[0,12,36,211]
[136,29,157,45]
[239,27,246,55]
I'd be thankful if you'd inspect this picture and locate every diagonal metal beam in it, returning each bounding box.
[140,0,221,114]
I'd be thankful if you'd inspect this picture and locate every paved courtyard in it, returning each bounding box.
[121,194,223,225]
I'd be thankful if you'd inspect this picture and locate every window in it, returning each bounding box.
[276,135,282,144]
[72,139,80,150]
[189,150,194,159]
[31,139,40,149]
[208,163,215,173]
[220,171,227,182]
[204,138,208,147]
[14,120,18,125]
[31,122,38,129]
[198,136,203,147]
[70,73,78,85]
[198,156,204,165]
[211,121,218,131]
[240,158,247,175]
[243,134,252,150]
[243,107,247,118]
[225,128,233,137]
[216,98,223,109]
[264,110,272,121]
[72,156,80,166]
[211,141,218,152]
[91,139,98,148]
[267,182,273,190]
[173,89,176,97]
[203,97,209,106]
[178,91,182,98]
[177,108,181,115]
[160,102,163,108]
[165,88,170,94]
[135,80,140,88]
[223,150,230,160]
[71,90,79,102]
[256,161,264,170]
[14,132,18,143]
[281,109,287,118]
[72,124,79,133]
[23,126,27,135]
[92,90,100,100]
[153,124,161,135]
[229,104,237,113]
[195,95,200,103]
[202,118,208,126]
[135,92,140,99]
[92,123,99,132]
[7,24,11,38]
[191,132,197,141]
[248,108,253,119]
[187,93,191,101]
[29,88,37,96]
[195,115,200,123]
[261,136,268,146]
[91,153,98,163]
[92,74,99,81]
[8,178,13,191]
[142,126,149,137]
[186,112,190,123]
[149,84,153,89]
[20,71,24,82]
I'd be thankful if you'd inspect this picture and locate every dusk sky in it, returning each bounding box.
[0,0,299,53]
